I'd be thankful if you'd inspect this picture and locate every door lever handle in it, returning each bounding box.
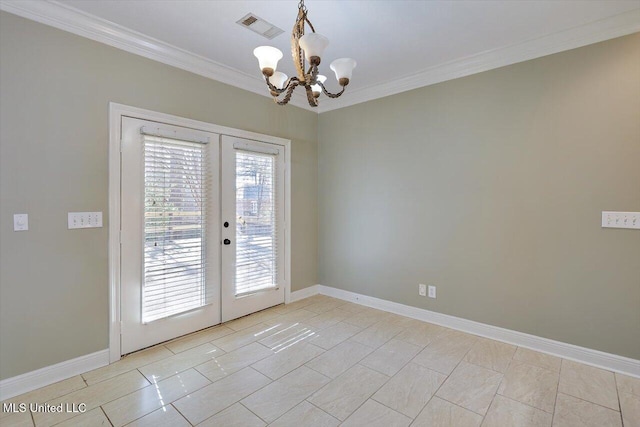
[223,239,231,245]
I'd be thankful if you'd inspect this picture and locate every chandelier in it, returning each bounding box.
[253,0,356,107]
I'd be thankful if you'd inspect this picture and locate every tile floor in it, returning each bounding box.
[1,295,638,427]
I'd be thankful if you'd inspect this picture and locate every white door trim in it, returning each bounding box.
[108,102,291,363]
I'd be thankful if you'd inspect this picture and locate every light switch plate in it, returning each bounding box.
[68,212,103,229]
[601,212,640,230]
[13,214,28,231]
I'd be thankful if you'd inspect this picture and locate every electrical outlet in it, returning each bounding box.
[418,284,427,297]
[428,285,436,299]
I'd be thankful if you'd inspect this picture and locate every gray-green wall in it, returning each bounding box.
[319,33,640,359]
[2,11,639,382]
[0,12,318,380]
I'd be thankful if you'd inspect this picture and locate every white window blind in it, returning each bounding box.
[235,150,278,296]
[143,135,212,323]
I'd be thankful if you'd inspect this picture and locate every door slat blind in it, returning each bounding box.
[143,135,212,322]
[235,150,278,296]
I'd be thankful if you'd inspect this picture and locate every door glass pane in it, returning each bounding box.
[235,150,277,296]
[143,136,211,322]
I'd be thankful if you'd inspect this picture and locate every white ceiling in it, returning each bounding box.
[4,1,640,112]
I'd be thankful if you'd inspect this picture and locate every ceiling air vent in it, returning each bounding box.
[236,13,284,40]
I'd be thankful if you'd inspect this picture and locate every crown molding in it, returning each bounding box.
[1,1,639,114]
[0,0,313,111]
[316,8,640,113]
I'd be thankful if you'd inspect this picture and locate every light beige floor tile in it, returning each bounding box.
[558,360,618,410]
[54,408,110,427]
[482,395,552,427]
[436,361,502,415]
[0,411,33,427]
[350,321,404,348]
[225,309,282,332]
[552,393,622,427]
[373,363,446,418]
[32,370,150,427]
[211,322,278,352]
[164,325,234,354]
[616,373,640,396]
[257,322,318,350]
[138,343,224,383]
[341,399,411,427]
[195,342,274,382]
[337,302,369,314]
[498,360,559,413]
[513,348,561,373]
[269,299,315,315]
[125,404,190,427]
[464,338,516,373]
[103,369,210,426]
[305,308,352,330]
[1,375,86,417]
[620,392,640,427]
[310,322,362,350]
[412,331,477,375]
[305,340,373,378]
[269,401,339,427]
[196,403,265,427]
[83,346,173,385]
[241,366,330,423]
[342,309,390,329]
[308,364,389,421]
[361,339,421,376]
[173,367,271,425]
[304,299,347,314]
[385,314,425,328]
[252,341,325,380]
[412,396,483,427]
[394,322,445,348]
[264,309,317,326]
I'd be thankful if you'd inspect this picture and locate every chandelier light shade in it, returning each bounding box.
[311,74,327,98]
[299,33,329,64]
[268,71,289,96]
[253,0,355,107]
[253,46,283,76]
[330,58,357,87]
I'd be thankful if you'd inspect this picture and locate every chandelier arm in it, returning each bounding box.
[318,81,345,98]
[305,85,318,107]
[274,81,299,105]
[304,16,316,33]
[265,76,300,94]
[308,63,319,83]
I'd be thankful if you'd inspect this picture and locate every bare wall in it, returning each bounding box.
[318,34,640,359]
[0,12,318,380]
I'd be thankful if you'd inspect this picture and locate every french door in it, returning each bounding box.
[120,117,285,354]
[120,117,221,354]
[221,136,285,322]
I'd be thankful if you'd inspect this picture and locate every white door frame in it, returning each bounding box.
[108,102,291,363]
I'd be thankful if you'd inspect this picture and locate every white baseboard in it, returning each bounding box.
[290,285,321,303]
[0,349,109,401]
[315,285,640,378]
